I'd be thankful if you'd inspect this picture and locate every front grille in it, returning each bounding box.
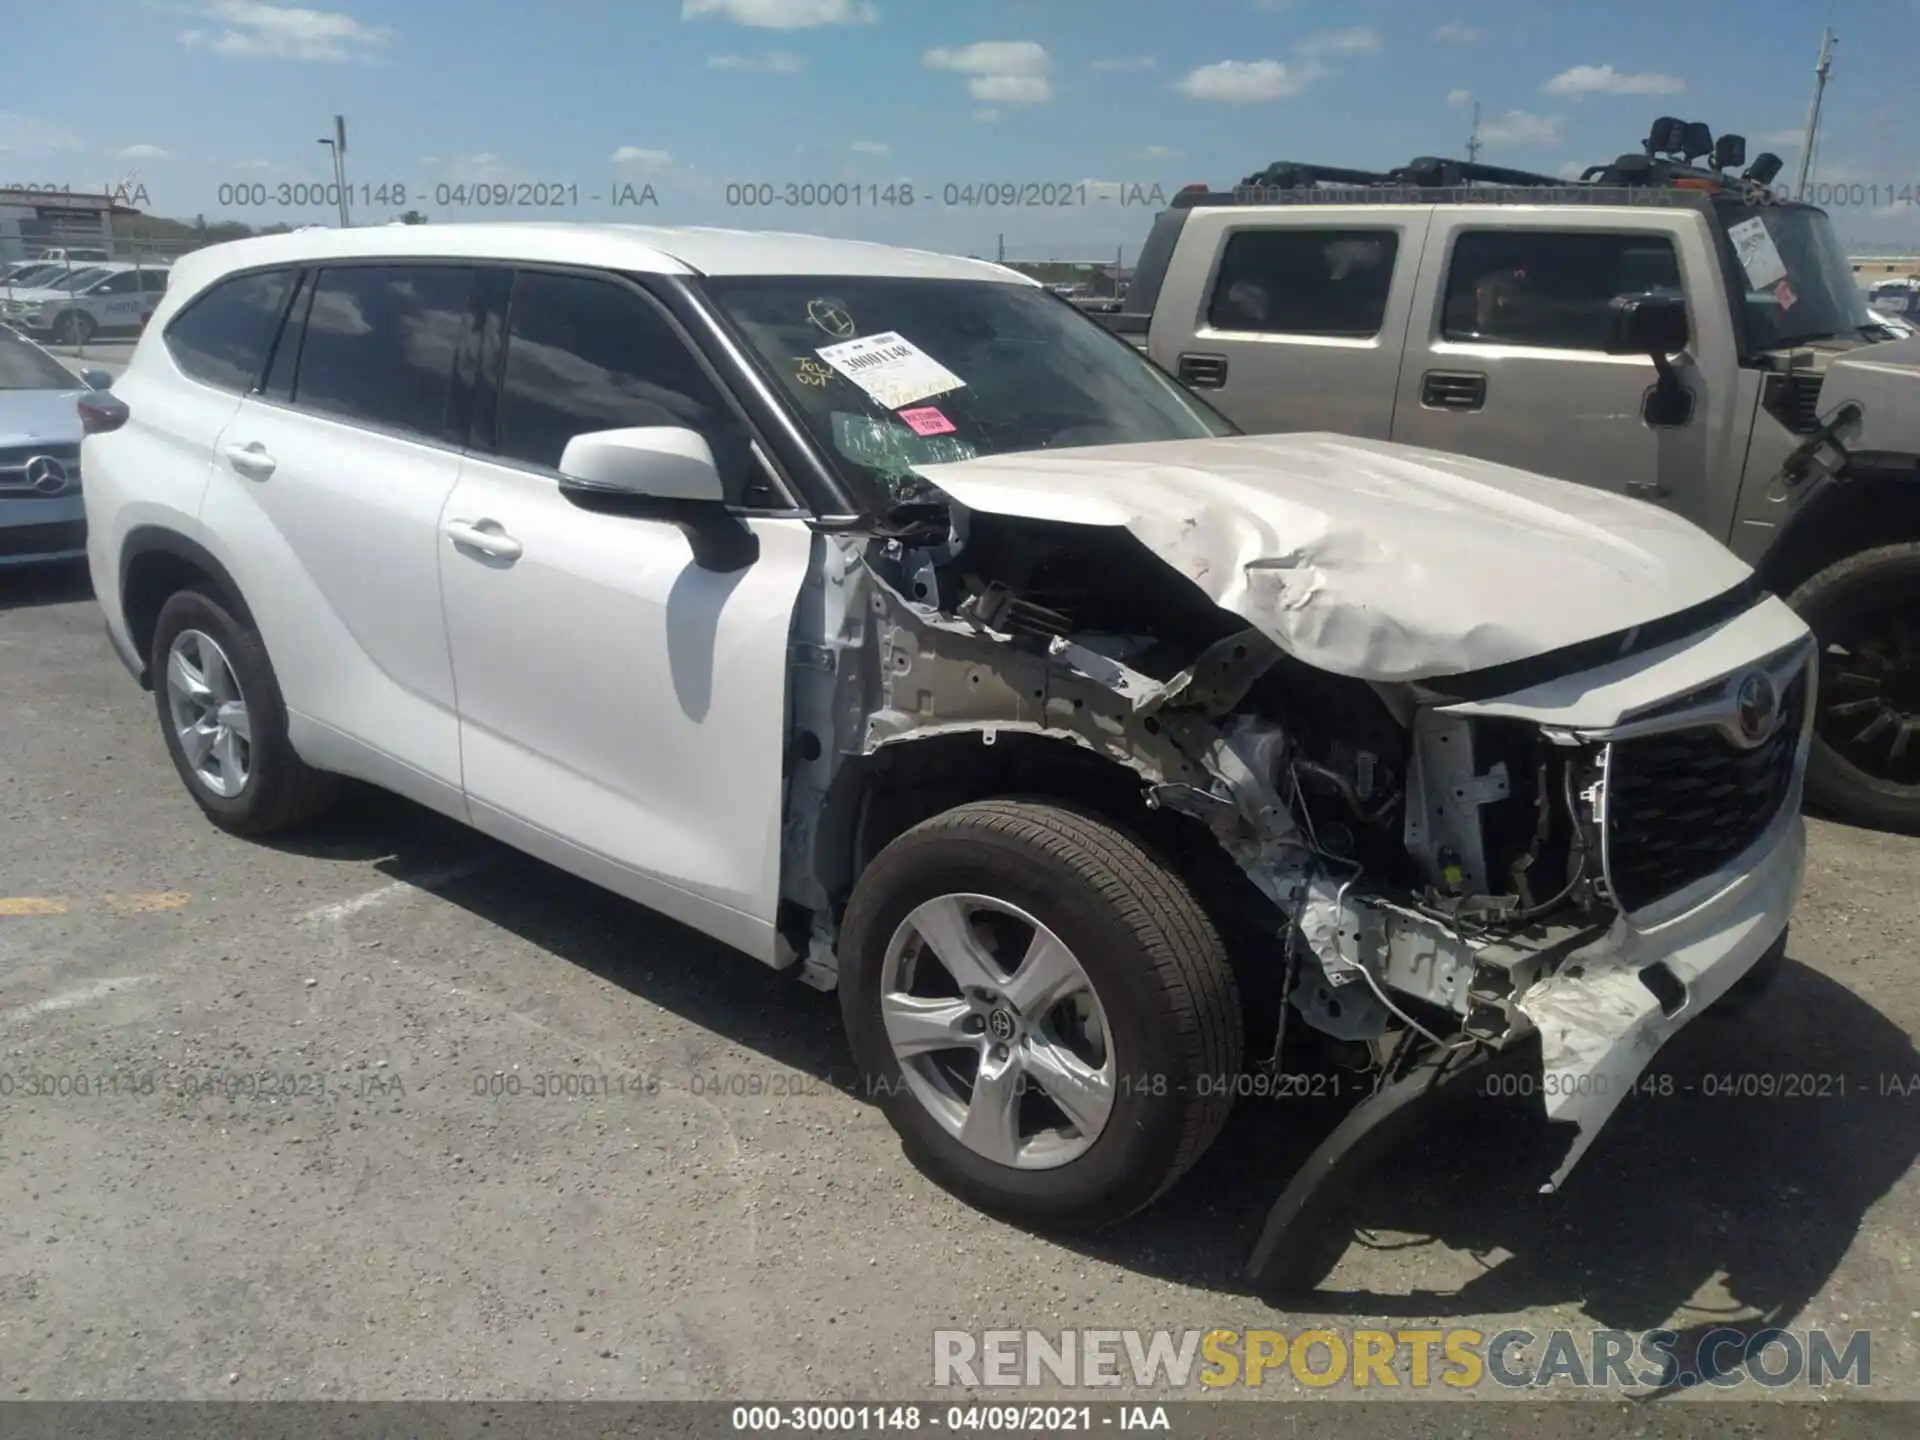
[1603,671,1806,912]
[0,443,81,500]
[0,519,87,559]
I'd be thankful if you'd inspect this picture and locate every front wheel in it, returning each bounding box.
[839,799,1243,1230]
[1790,542,1920,833]
[52,310,94,345]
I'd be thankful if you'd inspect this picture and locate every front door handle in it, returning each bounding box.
[1420,371,1487,410]
[443,518,523,562]
[223,441,276,478]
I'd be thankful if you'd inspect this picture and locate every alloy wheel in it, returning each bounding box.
[1818,598,1920,787]
[164,629,253,798]
[879,893,1117,1170]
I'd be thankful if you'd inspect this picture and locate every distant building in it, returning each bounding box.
[0,188,144,263]
[1850,254,1920,285]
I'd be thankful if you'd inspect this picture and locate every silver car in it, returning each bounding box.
[0,324,115,567]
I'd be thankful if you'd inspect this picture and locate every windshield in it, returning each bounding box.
[0,328,80,390]
[2,265,62,288]
[1715,201,1875,348]
[41,267,111,292]
[700,276,1234,513]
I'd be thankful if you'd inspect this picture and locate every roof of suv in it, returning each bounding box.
[162,222,1033,299]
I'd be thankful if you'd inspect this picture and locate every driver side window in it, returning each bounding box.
[492,270,779,507]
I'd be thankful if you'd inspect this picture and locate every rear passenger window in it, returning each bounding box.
[492,269,765,504]
[1206,229,1400,337]
[163,268,294,392]
[291,265,473,439]
[1443,231,1684,350]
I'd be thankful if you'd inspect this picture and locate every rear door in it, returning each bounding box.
[1144,205,1432,439]
[195,260,479,815]
[1388,208,1742,531]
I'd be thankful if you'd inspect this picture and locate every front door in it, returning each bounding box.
[1389,211,1736,533]
[439,266,814,962]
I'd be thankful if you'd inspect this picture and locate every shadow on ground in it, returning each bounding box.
[271,789,1920,1386]
[0,558,92,611]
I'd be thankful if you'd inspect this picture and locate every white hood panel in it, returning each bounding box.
[916,433,1754,682]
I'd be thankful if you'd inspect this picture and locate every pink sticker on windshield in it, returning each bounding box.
[898,406,956,436]
[1775,278,1798,311]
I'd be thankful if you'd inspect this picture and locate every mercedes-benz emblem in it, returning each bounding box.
[25,455,70,496]
[985,1008,1017,1042]
[807,299,856,339]
[1734,672,1779,744]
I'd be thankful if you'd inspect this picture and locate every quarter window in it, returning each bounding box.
[1206,228,1400,337]
[163,268,296,392]
[1442,230,1684,350]
[290,265,473,439]
[493,270,765,504]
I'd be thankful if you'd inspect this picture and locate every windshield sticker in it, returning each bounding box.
[1727,215,1789,290]
[794,356,836,387]
[807,298,857,339]
[815,331,967,410]
[897,405,957,436]
[1775,277,1798,312]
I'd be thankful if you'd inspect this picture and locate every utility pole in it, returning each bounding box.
[335,115,351,228]
[1794,28,1835,200]
[1466,100,1482,165]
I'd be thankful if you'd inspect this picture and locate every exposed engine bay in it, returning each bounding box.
[779,497,1809,1283]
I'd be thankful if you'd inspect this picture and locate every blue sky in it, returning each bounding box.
[4,0,1918,259]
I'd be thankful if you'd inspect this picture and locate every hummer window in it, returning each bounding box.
[1443,230,1683,351]
[1204,228,1400,338]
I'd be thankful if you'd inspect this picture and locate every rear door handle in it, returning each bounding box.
[223,441,276,478]
[443,518,523,562]
[1420,371,1488,410]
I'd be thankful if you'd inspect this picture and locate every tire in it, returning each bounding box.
[1789,542,1920,833]
[839,799,1243,1230]
[151,589,340,836]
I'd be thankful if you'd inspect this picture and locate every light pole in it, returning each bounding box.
[317,115,350,228]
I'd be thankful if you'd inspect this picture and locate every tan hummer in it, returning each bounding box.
[1101,119,1920,831]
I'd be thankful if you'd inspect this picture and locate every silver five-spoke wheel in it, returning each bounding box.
[164,628,252,798]
[880,893,1116,1170]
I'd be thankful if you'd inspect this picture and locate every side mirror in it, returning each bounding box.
[1604,292,1689,357]
[556,426,757,573]
[78,367,113,391]
[1606,293,1692,428]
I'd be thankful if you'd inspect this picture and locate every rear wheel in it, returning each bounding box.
[1790,542,1920,833]
[151,589,340,836]
[839,799,1243,1230]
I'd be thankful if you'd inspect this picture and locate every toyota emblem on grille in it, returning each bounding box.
[1734,672,1779,744]
[24,455,69,495]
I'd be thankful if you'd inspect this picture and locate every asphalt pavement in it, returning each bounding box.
[1,561,1918,1408]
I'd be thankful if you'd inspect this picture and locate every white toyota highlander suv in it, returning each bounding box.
[83,223,1812,1288]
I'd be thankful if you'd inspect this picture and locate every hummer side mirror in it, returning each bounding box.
[1606,293,1692,427]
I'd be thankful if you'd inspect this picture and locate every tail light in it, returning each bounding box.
[78,392,129,434]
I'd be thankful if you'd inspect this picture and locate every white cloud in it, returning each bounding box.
[1556,160,1585,179]
[1478,109,1561,146]
[850,140,890,153]
[1176,58,1326,102]
[1543,63,1686,98]
[1135,144,1179,159]
[235,158,274,170]
[611,146,673,171]
[423,152,521,185]
[118,144,172,162]
[1294,26,1380,58]
[973,109,1001,123]
[0,113,85,156]
[706,50,807,70]
[1089,56,1155,72]
[1434,21,1482,44]
[175,1,390,61]
[1446,87,1472,107]
[681,0,876,27]
[923,41,1052,104]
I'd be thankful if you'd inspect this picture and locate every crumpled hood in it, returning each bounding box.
[914,432,1754,682]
